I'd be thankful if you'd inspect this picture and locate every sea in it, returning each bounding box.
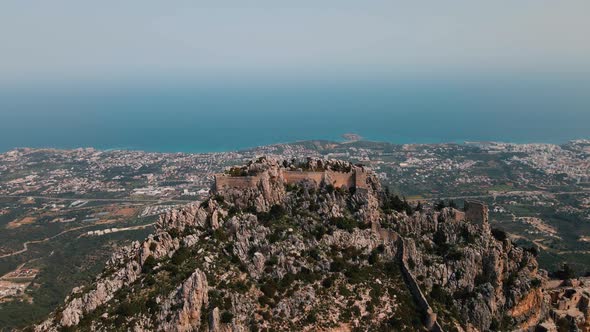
[2,75,589,153]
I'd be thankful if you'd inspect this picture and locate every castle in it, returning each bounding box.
[214,161,490,233]
[464,200,489,227]
[213,161,490,331]
[214,167,369,193]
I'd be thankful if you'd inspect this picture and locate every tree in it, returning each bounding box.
[491,228,507,242]
[415,202,423,212]
[382,188,412,214]
[554,263,576,280]
[221,311,234,324]
[142,255,157,273]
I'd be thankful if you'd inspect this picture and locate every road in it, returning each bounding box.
[408,190,590,202]
[3,190,587,205]
[1,190,587,258]
[0,194,191,204]
[0,222,155,259]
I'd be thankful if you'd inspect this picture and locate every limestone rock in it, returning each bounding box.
[156,269,209,332]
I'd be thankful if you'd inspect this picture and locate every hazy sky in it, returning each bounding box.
[2,1,590,84]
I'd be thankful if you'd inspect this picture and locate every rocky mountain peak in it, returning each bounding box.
[35,157,547,332]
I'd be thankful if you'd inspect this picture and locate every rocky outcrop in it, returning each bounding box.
[389,205,545,331]
[215,158,287,212]
[140,232,181,265]
[539,278,590,331]
[156,269,209,332]
[51,257,142,328]
[215,158,379,214]
[157,204,205,230]
[398,236,443,331]
[35,157,550,332]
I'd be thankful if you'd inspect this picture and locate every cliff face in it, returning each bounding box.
[390,208,546,331]
[35,158,546,332]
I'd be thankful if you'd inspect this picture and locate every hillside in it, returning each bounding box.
[35,158,546,331]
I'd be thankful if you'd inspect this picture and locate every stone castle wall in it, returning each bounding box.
[283,171,325,186]
[214,175,262,191]
[354,170,368,189]
[323,170,356,188]
[398,238,443,332]
[464,200,489,227]
[214,168,368,192]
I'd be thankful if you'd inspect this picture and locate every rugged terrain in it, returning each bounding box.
[34,158,548,331]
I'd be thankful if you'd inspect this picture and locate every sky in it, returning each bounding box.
[2,1,590,86]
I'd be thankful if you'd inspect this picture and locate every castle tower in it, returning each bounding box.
[464,200,489,231]
[353,168,369,190]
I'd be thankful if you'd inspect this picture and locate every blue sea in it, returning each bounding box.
[2,75,589,153]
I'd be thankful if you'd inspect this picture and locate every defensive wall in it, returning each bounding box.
[372,223,443,332]
[464,200,489,229]
[214,168,368,192]
[282,171,325,186]
[214,175,262,191]
[398,237,444,332]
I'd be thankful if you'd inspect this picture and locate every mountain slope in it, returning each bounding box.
[35,158,545,331]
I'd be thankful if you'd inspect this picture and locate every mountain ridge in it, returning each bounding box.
[34,157,546,331]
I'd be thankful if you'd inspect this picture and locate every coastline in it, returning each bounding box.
[2,137,588,155]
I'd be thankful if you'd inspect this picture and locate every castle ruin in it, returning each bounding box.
[464,200,490,233]
[214,167,369,193]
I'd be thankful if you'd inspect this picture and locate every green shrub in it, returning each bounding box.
[325,184,335,194]
[258,295,271,306]
[142,255,157,273]
[213,228,228,242]
[446,247,464,261]
[168,228,181,238]
[368,250,380,265]
[266,256,278,266]
[433,229,450,255]
[331,217,357,232]
[228,280,249,294]
[220,311,234,324]
[430,284,454,307]
[144,274,156,286]
[407,257,416,269]
[344,265,371,284]
[339,285,352,297]
[382,188,413,214]
[321,277,334,288]
[553,263,576,280]
[491,228,508,242]
[295,267,321,283]
[213,194,225,203]
[171,247,190,265]
[116,299,146,317]
[260,280,278,297]
[330,259,346,272]
[312,225,327,240]
[305,310,318,324]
